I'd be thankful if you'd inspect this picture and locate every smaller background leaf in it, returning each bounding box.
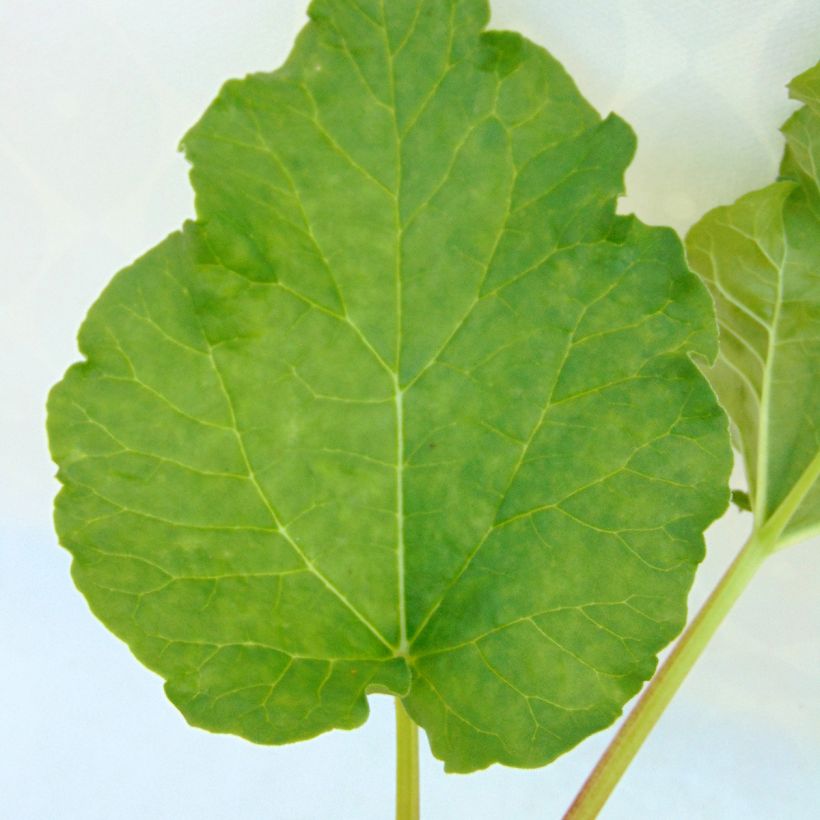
[686,60,820,547]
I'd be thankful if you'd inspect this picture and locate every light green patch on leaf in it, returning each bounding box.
[687,59,820,552]
[48,0,731,773]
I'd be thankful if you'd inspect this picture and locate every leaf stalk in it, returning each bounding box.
[396,698,420,820]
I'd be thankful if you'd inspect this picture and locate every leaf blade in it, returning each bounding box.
[48,0,731,772]
[686,60,820,546]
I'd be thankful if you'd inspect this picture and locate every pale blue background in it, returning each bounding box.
[1,1,819,817]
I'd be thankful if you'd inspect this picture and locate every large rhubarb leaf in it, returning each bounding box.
[48,0,731,772]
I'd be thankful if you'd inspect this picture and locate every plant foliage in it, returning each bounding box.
[687,60,820,552]
[48,0,731,772]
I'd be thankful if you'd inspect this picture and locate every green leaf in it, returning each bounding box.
[48,0,730,772]
[686,60,820,552]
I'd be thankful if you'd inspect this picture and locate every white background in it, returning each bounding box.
[1,1,819,818]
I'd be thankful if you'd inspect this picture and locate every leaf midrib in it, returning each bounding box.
[381,0,409,656]
[754,221,786,523]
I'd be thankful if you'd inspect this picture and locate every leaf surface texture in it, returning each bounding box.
[48,0,731,772]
